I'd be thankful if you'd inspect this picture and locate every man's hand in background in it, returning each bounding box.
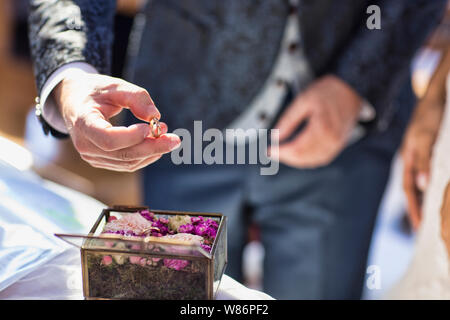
[270,74,362,168]
[53,72,181,172]
[401,98,444,230]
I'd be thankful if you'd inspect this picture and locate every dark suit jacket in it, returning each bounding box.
[28,0,446,135]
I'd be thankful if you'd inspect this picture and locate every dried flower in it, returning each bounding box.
[152,219,169,236]
[168,215,192,232]
[101,255,113,266]
[163,259,189,271]
[104,241,114,248]
[205,218,219,229]
[101,212,219,267]
[113,254,126,265]
[200,244,212,252]
[107,216,117,222]
[159,217,169,224]
[194,224,207,236]
[191,216,204,225]
[205,226,217,238]
[129,256,141,264]
[161,233,204,245]
[104,213,153,236]
[139,258,147,266]
[146,257,161,267]
[111,243,127,264]
[178,224,194,234]
[139,210,155,222]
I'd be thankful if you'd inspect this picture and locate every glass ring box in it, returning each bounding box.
[55,205,227,300]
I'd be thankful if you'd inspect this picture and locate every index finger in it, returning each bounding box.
[108,79,161,122]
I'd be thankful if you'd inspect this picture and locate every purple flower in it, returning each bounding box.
[101,255,113,266]
[139,210,155,222]
[194,224,207,236]
[205,218,219,229]
[159,217,169,224]
[205,226,217,238]
[163,259,189,271]
[200,244,212,252]
[178,224,194,233]
[191,216,204,225]
[103,230,142,237]
[152,220,169,236]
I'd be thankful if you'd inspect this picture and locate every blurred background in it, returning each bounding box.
[0,0,449,297]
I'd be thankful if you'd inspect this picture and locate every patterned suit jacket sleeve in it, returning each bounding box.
[28,0,116,95]
[333,0,446,130]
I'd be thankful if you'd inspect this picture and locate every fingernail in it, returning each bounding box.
[416,172,429,191]
[151,104,161,120]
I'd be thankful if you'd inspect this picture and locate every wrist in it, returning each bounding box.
[411,101,444,134]
[52,80,65,115]
[324,74,363,117]
[420,94,446,110]
[414,97,446,120]
[52,71,87,117]
[40,63,98,134]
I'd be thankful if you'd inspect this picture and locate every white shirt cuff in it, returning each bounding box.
[39,62,99,134]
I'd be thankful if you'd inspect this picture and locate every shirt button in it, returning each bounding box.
[275,78,286,87]
[288,4,298,15]
[258,111,268,122]
[288,42,298,53]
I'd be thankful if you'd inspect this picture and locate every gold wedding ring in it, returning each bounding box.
[150,117,162,138]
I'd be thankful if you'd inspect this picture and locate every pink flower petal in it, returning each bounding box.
[129,256,141,264]
[101,255,113,266]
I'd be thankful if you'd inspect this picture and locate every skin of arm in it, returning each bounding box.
[402,45,450,230]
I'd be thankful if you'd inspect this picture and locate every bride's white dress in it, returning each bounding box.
[389,75,450,299]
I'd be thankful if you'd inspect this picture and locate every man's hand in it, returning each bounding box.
[270,74,362,168]
[53,72,181,172]
[401,98,444,230]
